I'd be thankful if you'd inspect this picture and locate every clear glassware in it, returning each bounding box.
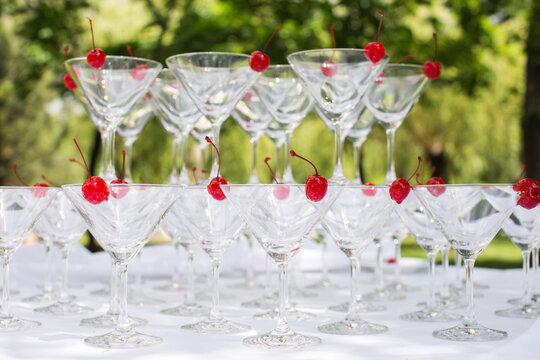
[63,184,180,348]
[150,68,202,185]
[305,225,343,290]
[318,184,391,335]
[288,49,389,183]
[175,186,249,334]
[22,224,55,303]
[65,56,162,182]
[223,183,340,349]
[415,184,517,341]
[0,186,59,331]
[265,120,286,180]
[34,191,92,315]
[254,65,313,183]
[496,204,540,318]
[363,64,431,185]
[166,52,259,177]
[116,95,154,183]
[393,190,462,322]
[159,200,208,316]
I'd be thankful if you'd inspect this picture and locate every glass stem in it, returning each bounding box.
[274,262,290,334]
[426,251,437,309]
[172,241,181,287]
[122,137,136,182]
[169,137,181,184]
[321,237,329,283]
[136,252,142,291]
[43,240,53,294]
[115,261,131,333]
[440,245,450,298]
[248,136,260,184]
[209,258,222,322]
[99,128,110,178]
[347,256,360,319]
[210,124,221,178]
[332,123,345,180]
[384,128,397,184]
[0,254,11,317]
[272,138,284,180]
[522,250,532,302]
[102,126,117,182]
[455,251,463,285]
[533,247,539,295]
[375,241,384,290]
[463,258,477,327]
[58,246,70,304]
[108,259,119,314]
[282,129,294,183]
[178,132,190,185]
[352,138,366,184]
[185,248,195,305]
[393,238,402,283]
[245,235,256,285]
[264,254,273,297]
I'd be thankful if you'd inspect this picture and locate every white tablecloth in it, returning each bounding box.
[1,242,538,360]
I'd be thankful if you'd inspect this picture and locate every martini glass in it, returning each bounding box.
[288,49,389,183]
[254,65,313,183]
[116,95,154,183]
[65,56,162,182]
[318,185,391,335]
[0,186,59,331]
[223,183,340,349]
[34,191,91,315]
[63,184,180,348]
[495,204,540,318]
[393,190,462,322]
[166,52,259,178]
[415,184,517,341]
[177,187,249,334]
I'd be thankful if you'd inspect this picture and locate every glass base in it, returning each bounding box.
[230,279,263,290]
[153,282,183,292]
[90,287,109,297]
[84,329,162,349]
[34,301,92,316]
[495,304,540,319]
[306,278,344,290]
[196,289,235,301]
[318,317,388,335]
[254,307,315,321]
[128,289,165,306]
[400,308,463,322]
[449,284,484,298]
[329,301,386,313]
[433,324,507,342]
[160,303,209,317]
[80,312,147,329]
[418,293,467,310]
[181,317,250,334]
[241,294,277,309]
[363,288,406,302]
[243,330,321,350]
[288,287,317,299]
[385,280,420,293]
[22,291,69,303]
[0,315,40,332]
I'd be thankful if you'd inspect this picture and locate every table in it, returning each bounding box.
[0,242,537,360]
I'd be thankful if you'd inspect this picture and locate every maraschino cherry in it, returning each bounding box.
[364,10,385,63]
[423,33,441,80]
[86,18,106,69]
[264,157,289,200]
[63,46,77,91]
[126,45,149,81]
[321,25,338,77]
[389,156,422,204]
[72,138,109,204]
[205,136,228,201]
[426,176,446,196]
[110,150,129,199]
[513,167,540,209]
[12,164,49,198]
[249,27,280,72]
[289,150,327,202]
[362,182,377,196]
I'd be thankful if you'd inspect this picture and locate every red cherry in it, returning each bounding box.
[205,136,228,201]
[426,176,446,197]
[73,138,109,204]
[12,164,49,198]
[126,45,149,81]
[362,182,377,196]
[63,46,77,91]
[364,10,385,63]
[289,150,328,202]
[86,18,106,69]
[423,33,441,79]
[111,150,129,199]
[514,178,540,209]
[249,27,280,72]
[513,178,536,193]
[264,157,289,200]
[321,25,338,77]
[389,156,422,204]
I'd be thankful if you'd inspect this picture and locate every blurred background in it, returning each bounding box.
[0,0,537,267]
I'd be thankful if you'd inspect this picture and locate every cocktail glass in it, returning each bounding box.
[0,186,59,331]
[166,52,259,177]
[415,184,516,341]
[63,184,180,348]
[223,183,340,349]
[288,49,389,183]
[65,56,162,182]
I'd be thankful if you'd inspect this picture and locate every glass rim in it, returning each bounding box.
[62,183,183,189]
[0,186,60,190]
[215,183,387,189]
[414,183,515,188]
[386,63,424,70]
[65,56,162,68]
[166,51,251,62]
[287,48,391,61]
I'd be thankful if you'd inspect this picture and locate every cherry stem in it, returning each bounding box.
[69,158,86,171]
[432,33,438,61]
[514,165,527,183]
[12,164,29,187]
[119,150,126,181]
[192,167,199,184]
[290,150,319,176]
[407,156,422,183]
[375,10,384,42]
[73,138,92,178]
[431,166,436,177]
[264,157,280,184]
[126,45,134,57]
[262,27,280,54]
[64,46,70,61]
[397,54,414,64]
[41,175,60,187]
[87,17,96,50]
[205,136,221,177]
